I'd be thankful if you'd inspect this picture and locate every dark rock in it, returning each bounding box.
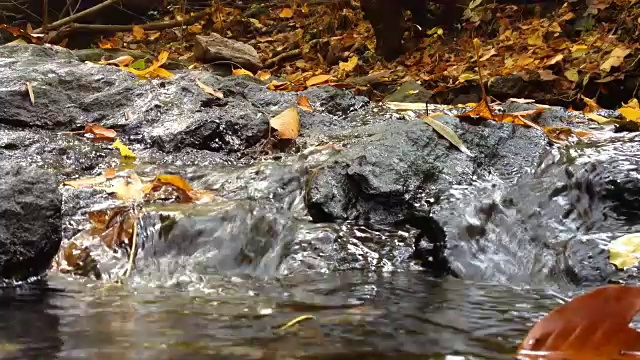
[306,112,550,224]
[487,74,527,99]
[384,81,434,104]
[0,164,62,283]
[193,34,262,72]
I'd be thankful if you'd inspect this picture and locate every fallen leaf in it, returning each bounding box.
[63,175,108,188]
[98,55,135,66]
[122,50,172,79]
[581,95,600,113]
[339,56,358,73]
[25,81,34,105]
[256,70,272,81]
[608,233,640,269]
[544,126,592,145]
[279,315,315,330]
[420,114,473,156]
[132,26,145,40]
[306,74,333,87]
[279,8,294,18]
[585,112,613,124]
[232,68,254,76]
[187,24,203,34]
[600,46,631,73]
[270,107,300,139]
[518,285,640,359]
[84,123,117,139]
[619,106,640,123]
[112,139,137,159]
[297,95,313,112]
[196,79,224,98]
[384,102,427,110]
[103,173,144,201]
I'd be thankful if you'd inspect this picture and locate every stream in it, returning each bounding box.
[1,44,639,360]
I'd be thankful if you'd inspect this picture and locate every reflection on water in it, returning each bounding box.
[0,272,574,360]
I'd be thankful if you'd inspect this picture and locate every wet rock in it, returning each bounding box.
[306,112,550,224]
[193,33,262,72]
[487,74,527,99]
[0,164,62,283]
[384,81,434,104]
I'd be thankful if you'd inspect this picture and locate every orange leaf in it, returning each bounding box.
[457,97,496,120]
[84,123,117,139]
[306,74,333,87]
[232,68,254,77]
[297,95,313,112]
[132,26,145,40]
[518,285,640,360]
[279,8,294,18]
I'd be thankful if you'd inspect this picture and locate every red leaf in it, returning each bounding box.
[518,285,640,359]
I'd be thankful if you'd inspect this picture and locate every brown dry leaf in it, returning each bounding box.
[102,172,144,202]
[25,81,34,105]
[297,95,313,112]
[279,8,294,18]
[270,107,300,139]
[306,74,333,87]
[457,97,495,120]
[132,26,145,40]
[518,285,640,359]
[600,46,631,73]
[143,174,195,202]
[98,55,135,66]
[84,123,117,140]
[582,96,601,113]
[267,80,293,91]
[544,126,592,145]
[196,79,224,98]
[187,24,203,34]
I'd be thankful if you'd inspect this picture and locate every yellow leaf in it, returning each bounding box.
[279,8,294,18]
[624,98,640,109]
[187,24,203,34]
[458,72,478,83]
[585,112,613,124]
[153,174,193,192]
[600,46,631,73]
[339,56,358,73]
[384,102,426,110]
[196,79,224,98]
[297,95,313,112]
[571,44,588,58]
[248,18,264,29]
[112,139,137,159]
[420,114,473,156]
[256,70,272,81]
[279,315,315,330]
[306,74,333,87]
[270,107,300,139]
[232,68,254,76]
[104,173,144,201]
[608,233,640,269]
[528,31,544,46]
[132,26,145,40]
[149,67,174,78]
[619,106,640,122]
[545,54,564,67]
[582,95,600,113]
[564,68,579,82]
[122,50,171,79]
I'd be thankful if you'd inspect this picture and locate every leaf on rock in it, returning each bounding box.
[122,50,173,79]
[102,172,144,202]
[63,175,109,189]
[232,68,254,76]
[297,95,313,112]
[420,114,473,156]
[98,55,134,66]
[270,107,300,139]
[85,123,117,140]
[25,81,34,105]
[112,139,137,159]
[306,74,333,87]
[256,70,272,81]
[518,285,640,359]
[196,79,224,98]
[619,105,640,123]
[384,102,427,111]
[608,233,640,269]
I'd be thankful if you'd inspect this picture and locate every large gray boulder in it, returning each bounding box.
[0,164,62,283]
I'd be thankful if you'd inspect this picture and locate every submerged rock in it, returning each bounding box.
[0,164,62,283]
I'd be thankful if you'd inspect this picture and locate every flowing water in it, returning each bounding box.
[1,132,639,360]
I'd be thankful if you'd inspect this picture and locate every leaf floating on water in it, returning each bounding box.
[297,95,313,112]
[196,79,224,99]
[270,107,300,139]
[608,233,640,269]
[112,139,137,159]
[518,285,640,359]
[420,114,473,157]
[279,315,315,330]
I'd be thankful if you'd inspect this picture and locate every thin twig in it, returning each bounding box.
[34,0,123,33]
[123,208,138,279]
